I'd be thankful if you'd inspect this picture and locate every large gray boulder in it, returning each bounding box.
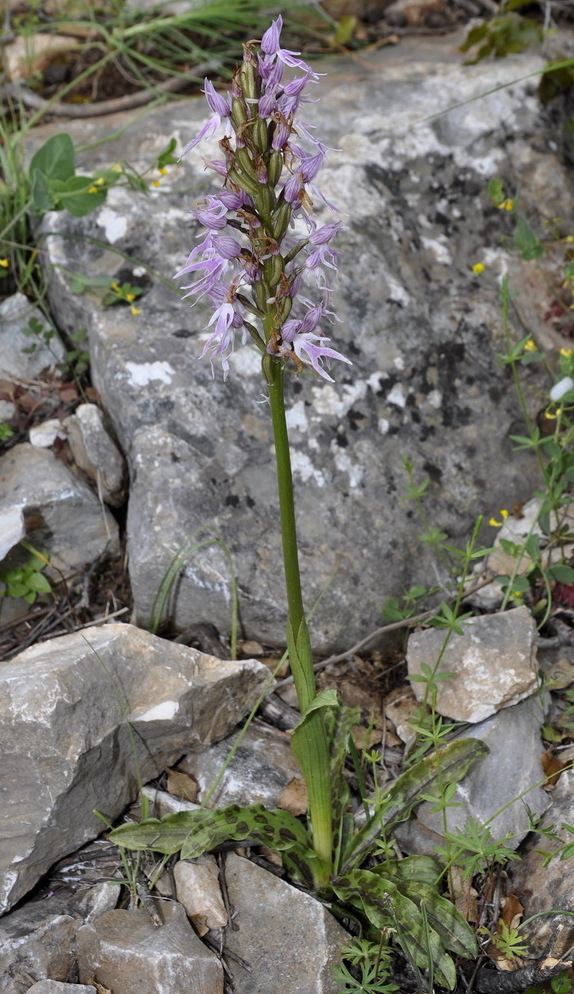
[35,36,571,650]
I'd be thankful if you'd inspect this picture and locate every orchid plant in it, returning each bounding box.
[110,19,485,986]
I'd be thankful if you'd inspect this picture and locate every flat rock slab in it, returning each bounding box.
[222,853,348,994]
[33,38,572,650]
[407,606,538,721]
[397,696,550,851]
[0,622,270,913]
[77,902,223,994]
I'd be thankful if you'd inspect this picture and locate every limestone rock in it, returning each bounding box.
[179,723,302,808]
[0,293,64,380]
[406,606,538,722]
[174,857,227,935]
[77,902,223,994]
[0,507,24,562]
[0,443,119,578]
[222,853,349,994]
[510,767,574,956]
[0,905,76,994]
[27,985,96,994]
[397,697,550,851]
[34,40,569,650]
[0,623,271,913]
[65,403,127,506]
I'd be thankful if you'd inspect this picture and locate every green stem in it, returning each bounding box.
[266,359,333,885]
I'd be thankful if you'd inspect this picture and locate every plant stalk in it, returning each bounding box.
[267,360,333,885]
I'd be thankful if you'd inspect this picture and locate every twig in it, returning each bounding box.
[0,60,222,119]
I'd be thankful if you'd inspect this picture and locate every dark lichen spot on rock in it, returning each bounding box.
[336,430,348,448]
[422,461,442,484]
[225,494,240,508]
[171,452,181,463]
[172,328,193,339]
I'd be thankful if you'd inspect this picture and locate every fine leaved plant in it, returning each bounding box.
[109,19,487,987]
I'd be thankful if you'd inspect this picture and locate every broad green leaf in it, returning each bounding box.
[30,170,56,212]
[333,15,357,46]
[109,809,212,853]
[110,803,317,864]
[301,688,339,718]
[339,738,488,873]
[513,215,543,260]
[376,853,442,887]
[547,564,574,583]
[50,176,107,217]
[29,133,75,182]
[26,572,51,593]
[333,868,456,989]
[325,705,361,874]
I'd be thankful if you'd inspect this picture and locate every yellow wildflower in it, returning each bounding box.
[130,305,141,316]
[111,281,119,291]
[498,198,515,211]
[153,180,161,188]
[472,262,485,275]
[523,339,537,352]
[0,258,9,268]
[560,348,573,357]
[87,186,99,194]
[489,509,510,527]
[126,293,136,302]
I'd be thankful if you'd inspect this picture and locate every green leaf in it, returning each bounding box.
[325,705,361,874]
[547,564,574,583]
[26,572,51,593]
[29,133,75,182]
[52,176,107,217]
[513,215,543,260]
[157,138,178,170]
[301,688,339,718]
[109,803,317,865]
[339,738,488,873]
[30,169,56,212]
[333,868,458,988]
[333,15,357,46]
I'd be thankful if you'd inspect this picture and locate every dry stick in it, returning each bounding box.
[274,575,499,690]
[0,66,217,119]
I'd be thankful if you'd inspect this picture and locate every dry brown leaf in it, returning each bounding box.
[541,751,567,790]
[501,893,524,930]
[450,865,478,923]
[166,768,199,802]
[277,777,308,816]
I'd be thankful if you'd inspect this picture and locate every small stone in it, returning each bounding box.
[0,293,64,380]
[407,606,538,722]
[179,724,301,808]
[29,418,68,448]
[174,857,227,935]
[65,403,127,506]
[77,902,223,994]
[0,443,119,577]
